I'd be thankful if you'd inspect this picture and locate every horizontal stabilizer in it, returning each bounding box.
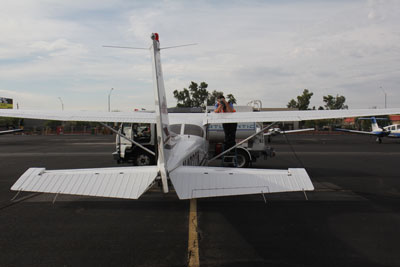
[170,166,314,199]
[11,166,158,199]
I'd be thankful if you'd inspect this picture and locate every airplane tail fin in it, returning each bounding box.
[370,117,381,132]
[359,117,383,132]
[150,33,174,193]
[105,33,192,194]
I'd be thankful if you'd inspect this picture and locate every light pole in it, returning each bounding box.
[379,86,387,109]
[108,88,114,112]
[58,97,64,111]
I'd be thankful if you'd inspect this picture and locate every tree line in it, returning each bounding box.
[287,89,348,110]
[173,81,236,109]
[173,83,348,112]
[287,89,349,129]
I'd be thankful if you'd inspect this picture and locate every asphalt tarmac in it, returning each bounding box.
[0,134,399,267]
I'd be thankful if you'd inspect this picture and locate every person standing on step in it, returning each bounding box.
[215,94,237,151]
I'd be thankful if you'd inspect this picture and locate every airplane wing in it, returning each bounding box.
[264,128,314,136]
[0,109,206,125]
[11,166,158,199]
[334,128,379,135]
[170,166,313,199]
[2,108,400,125]
[0,109,157,123]
[0,129,23,135]
[204,108,400,124]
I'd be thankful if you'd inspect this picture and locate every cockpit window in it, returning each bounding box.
[184,124,204,137]
[392,126,396,131]
[170,124,182,135]
[397,125,400,130]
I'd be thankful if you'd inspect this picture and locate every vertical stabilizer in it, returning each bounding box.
[151,33,173,193]
[370,117,381,132]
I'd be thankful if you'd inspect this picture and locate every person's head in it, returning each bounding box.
[217,94,225,102]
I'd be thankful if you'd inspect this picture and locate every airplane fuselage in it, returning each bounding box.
[383,124,400,138]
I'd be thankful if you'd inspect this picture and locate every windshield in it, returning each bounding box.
[170,124,182,135]
[184,124,204,137]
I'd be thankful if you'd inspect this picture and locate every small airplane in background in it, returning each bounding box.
[0,128,23,135]
[1,33,400,201]
[335,117,400,143]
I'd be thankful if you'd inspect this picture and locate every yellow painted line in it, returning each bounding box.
[188,198,200,267]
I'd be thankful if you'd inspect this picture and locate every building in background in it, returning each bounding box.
[389,115,400,125]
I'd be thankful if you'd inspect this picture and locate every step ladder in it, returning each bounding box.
[221,146,238,167]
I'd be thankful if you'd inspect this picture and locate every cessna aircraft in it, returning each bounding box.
[1,33,400,200]
[335,117,400,143]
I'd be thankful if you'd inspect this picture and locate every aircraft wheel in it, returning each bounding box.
[236,149,250,168]
[134,152,154,166]
[376,137,382,144]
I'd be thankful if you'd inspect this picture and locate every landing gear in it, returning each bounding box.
[376,137,382,144]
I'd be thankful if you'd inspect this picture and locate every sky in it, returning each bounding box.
[0,0,399,111]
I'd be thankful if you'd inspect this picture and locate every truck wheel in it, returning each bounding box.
[134,153,154,166]
[236,149,250,168]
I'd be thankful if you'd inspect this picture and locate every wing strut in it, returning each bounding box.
[208,121,278,163]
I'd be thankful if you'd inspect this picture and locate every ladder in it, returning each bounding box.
[221,146,238,167]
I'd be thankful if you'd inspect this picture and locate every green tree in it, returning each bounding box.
[287,89,314,110]
[226,94,237,104]
[320,94,348,129]
[174,82,236,109]
[287,99,297,108]
[323,94,348,110]
[173,81,209,108]
[207,90,224,106]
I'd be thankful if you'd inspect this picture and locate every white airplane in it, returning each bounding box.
[335,117,400,143]
[2,33,400,200]
[0,128,23,135]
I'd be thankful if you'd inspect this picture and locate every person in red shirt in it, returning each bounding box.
[215,94,237,150]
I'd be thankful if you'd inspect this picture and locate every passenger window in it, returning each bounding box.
[397,125,400,130]
[170,124,181,135]
[392,126,396,131]
[184,124,204,137]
